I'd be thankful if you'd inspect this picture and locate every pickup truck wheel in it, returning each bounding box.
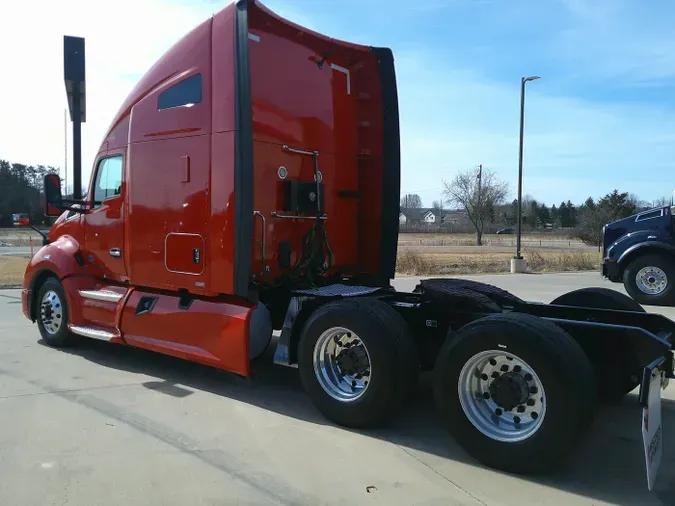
[623,254,675,306]
[433,313,595,474]
[298,298,418,428]
[551,287,644,402]
[36,278,77,347]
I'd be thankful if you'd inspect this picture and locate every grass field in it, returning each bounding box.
[399,232,586,248]
[0,256,29,288]
[0,227,36,237]
[0,227,41,247]
[396,248,601,276]
[400,232,573,241]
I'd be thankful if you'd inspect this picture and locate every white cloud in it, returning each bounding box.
[554,0,675,84]
[0,0,217,188]
[1,0,673,208]
[395,49,675,205]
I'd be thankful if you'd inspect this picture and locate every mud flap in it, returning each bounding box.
[640,356,668,491]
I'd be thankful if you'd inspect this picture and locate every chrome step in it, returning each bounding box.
[78,290,124,303]
[69,325,117,341]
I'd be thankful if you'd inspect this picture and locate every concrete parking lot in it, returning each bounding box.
[1,273,675,505]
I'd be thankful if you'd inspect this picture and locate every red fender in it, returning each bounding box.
[22,235,89,321]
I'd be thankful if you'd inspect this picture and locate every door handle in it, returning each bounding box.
[109,248,122,258]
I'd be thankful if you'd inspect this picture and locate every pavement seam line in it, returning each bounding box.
[0,381,148,400]
[392,442,489,506]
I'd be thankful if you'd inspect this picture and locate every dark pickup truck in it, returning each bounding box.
[602,205,675,305]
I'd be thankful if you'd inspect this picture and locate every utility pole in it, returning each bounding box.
[440,192,443,230]
[477,164,482,198]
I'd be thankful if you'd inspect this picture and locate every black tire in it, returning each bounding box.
[433,313,596,475]
[298,298,419,428]
[623,254,675,306]
[551,287,644,402]
[35,277,77,347]
[551,287,645,313]
[419,278,523,306]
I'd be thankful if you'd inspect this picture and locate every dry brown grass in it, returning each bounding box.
[0,227,40,247]
[400,232,572,241]
[398,232,584,249]
[0,227,35,236]
[396,248,601,276]
[0,256,29,287]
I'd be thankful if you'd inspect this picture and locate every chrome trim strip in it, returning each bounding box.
[69,325,116,341]
[78,290,123,303]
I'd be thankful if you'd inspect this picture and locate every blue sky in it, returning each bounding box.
[1,0,674,206]
[263,0,675,207]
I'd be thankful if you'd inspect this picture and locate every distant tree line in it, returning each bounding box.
[401,171,670,246]
[0,159,58,227]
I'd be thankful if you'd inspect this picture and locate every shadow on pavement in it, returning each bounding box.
[42,337,675,506]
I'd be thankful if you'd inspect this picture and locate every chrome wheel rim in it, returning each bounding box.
[40,290,63,335]
[313,327,372,402]
[458,350,546,442]
[636,267,667,295]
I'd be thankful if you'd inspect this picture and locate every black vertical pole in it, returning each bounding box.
[72,90,82,200]
[64,35,85,201]
[516,78,526,260]
[477,164,482,196]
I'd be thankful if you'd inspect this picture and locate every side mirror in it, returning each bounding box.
[12,214,30,227]
[43,173,64,217]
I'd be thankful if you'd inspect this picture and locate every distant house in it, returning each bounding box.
[399,208,438,227]
[441,210,469,225]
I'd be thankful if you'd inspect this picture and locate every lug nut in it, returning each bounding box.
[495,408,503,416]
[517,405,525,413]
[531,412,538,420]
[513,365,522,373]
[483,392,490,400]
[489,358,497,366]
[491,371,500,379]
[513,416,521,424]
[524,373,533,381]
[526,399,535,407]
[500,365,509,372]
[530,386,538,394]
[480,373,488,381]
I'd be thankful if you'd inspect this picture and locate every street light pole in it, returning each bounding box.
[515,75,540,260]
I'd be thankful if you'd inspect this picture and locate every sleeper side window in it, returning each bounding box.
[158,74,202,110]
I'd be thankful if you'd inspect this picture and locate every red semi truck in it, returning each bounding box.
[22,0,674,489]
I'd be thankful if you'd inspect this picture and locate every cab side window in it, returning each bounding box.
[93,155,123,207]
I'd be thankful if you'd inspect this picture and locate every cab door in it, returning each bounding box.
[84,153,128,282]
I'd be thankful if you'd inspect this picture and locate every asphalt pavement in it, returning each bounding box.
[1,273,675,505]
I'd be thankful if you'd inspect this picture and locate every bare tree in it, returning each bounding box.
[653,196,671,208]
[400,193,423,209]
[443,168,508,245]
